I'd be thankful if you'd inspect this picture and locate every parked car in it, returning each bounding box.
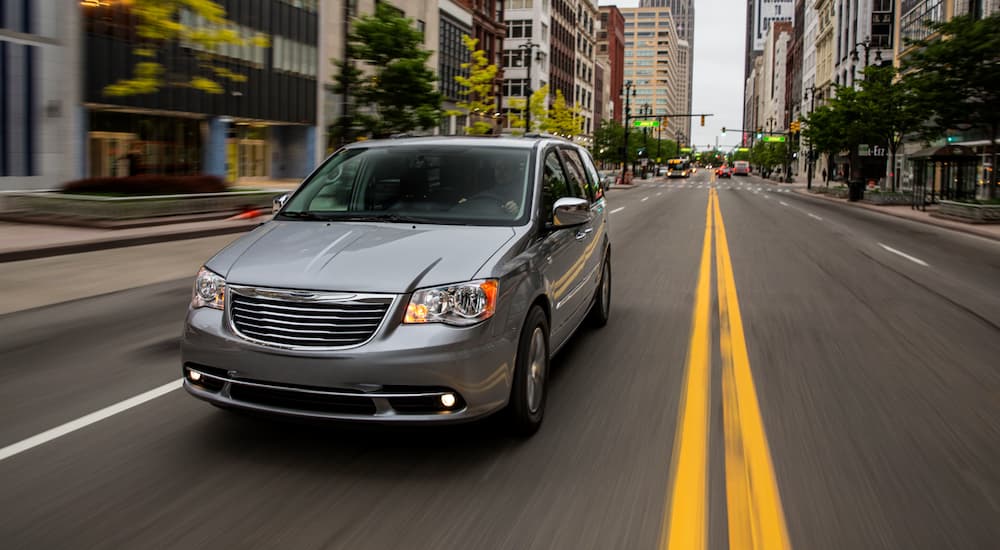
[181,136,613,435]
[733,161,751,176]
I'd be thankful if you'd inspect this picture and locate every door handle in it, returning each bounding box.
[575,228,593,240]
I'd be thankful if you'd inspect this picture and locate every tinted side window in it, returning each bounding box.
[577,149,604,200]
[559,148,593,202]
[541,150,573,219]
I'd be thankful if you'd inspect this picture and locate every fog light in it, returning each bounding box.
[440,393,456,408]
[189,370,202,382]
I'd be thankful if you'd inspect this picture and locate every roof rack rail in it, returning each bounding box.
[522,132,571,140]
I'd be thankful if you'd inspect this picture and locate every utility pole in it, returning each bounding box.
[805,85,817,190]
[518,41,540,133]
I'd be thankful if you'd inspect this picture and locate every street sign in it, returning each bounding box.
[680,147,692,153]
[633,120,660,128]
[762,136,786,143]
[738,147,750,152]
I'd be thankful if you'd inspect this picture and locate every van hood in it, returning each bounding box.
[207,220,516,293]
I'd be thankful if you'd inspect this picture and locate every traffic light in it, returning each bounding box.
[700,115,705,127]
[721,127,726,136]
[756,128,763,139]
[946,135,957,143]
[790,121,801,133]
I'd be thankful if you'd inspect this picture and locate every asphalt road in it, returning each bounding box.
[2,171,999,549]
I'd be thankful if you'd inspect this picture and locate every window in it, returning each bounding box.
[503,78,530,96]
[559,149,592,202]
[507,20,533,38]
[541,150,574,219]
[507,0,533,8]
[503,49,530,68]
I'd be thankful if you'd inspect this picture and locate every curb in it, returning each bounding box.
[0,221,261,263]
[791,189,1000,243]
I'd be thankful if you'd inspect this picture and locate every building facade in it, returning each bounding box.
[597,6,625,124]
[84,0,318,184]
[439,0,474,135]
[620,7,684,138]
[638,0,694,140]
[2,0,83,191]
[574,0,598,140]
[501,0,552,132]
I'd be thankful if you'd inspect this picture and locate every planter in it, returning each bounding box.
[825,187,849,199]
[6,188,281,222]
[937,200,1000,223]
[863,191,911,205]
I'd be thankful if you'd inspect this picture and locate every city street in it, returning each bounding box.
[2,171,999,549]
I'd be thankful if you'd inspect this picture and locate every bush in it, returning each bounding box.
[61,175,227,195]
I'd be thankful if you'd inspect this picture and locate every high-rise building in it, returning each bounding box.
[574,0,599,139]
[638,0,693,140]
[619,7,684,139]
[831,0,893,90]
[550,0,577,103]
[597,6,626,124]
[2,0,83,191]
[500,0,551,132]
[743,0,793,125]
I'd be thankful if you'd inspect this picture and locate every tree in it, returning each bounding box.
[102,0,268,96]
[333,3,441,140]
[845,65,925,191]
[508,86,549,135]
[452,35,498,136]
[903,14,1000,198]
[543,90,582,137]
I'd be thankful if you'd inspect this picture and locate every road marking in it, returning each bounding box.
[807,213,823,221]
[660,189,714,550]
[779,201,789,206]
[642,196,650,202]
[657,192,663,196]
[610,207,626,214]
[0,379,183,462]
[878,243,929,266]
[713,190,794,550]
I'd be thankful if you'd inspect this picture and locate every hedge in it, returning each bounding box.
[61,175,227,195]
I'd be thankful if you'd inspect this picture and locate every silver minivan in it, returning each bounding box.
[182,136,612,434]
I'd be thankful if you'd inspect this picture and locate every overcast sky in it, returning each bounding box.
[599,0,747,150]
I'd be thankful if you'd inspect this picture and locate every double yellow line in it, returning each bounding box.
[659,189,792,550]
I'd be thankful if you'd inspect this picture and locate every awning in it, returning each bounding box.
[908,144,979,160]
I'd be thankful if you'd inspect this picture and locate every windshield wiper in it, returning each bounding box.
[278,211,334,221]
[338,214,443,224]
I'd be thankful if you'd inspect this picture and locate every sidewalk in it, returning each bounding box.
[792,188,1000,242]
[0,216,266,263]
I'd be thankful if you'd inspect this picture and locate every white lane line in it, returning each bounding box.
[656,192,662,196]
[642,196,650,202]
[808,213,823,221]
[610,206,626,214]
[0,379,183,462]
[878,243,929,267]
[779,201,790,206]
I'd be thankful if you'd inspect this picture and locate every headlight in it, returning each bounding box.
[192,267,226,310]
[404,279,498,326]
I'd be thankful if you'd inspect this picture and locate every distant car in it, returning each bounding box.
[716,166,732,178]
[733,161,751,176]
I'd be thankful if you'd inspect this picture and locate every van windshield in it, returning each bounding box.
[279,145,533,226]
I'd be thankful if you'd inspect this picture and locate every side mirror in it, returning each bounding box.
[551,197,591,228]
[272,193,290,215]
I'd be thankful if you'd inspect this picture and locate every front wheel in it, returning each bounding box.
[506,306,550,436]
[588,256,611,328]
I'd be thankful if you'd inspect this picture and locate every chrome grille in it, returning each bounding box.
[229,287,393,349]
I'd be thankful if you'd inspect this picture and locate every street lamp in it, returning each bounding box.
[621,80,635,185]
[851,37,883,79]
[804,85,819,190]
[517,41,541,133]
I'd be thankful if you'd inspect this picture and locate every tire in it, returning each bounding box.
[506,306,550,436]
[587,255,611,328]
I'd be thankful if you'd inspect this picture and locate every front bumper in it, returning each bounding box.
[181,305,518,423]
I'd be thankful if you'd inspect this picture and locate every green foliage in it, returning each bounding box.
[452,35,498,136]
[591,120,677,165]
[101,0,268,97]
[333,3,442,140]
[508,86,549,135]
[542,90,583,137]
[902,13,1000,191]
[750,141,787,170]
